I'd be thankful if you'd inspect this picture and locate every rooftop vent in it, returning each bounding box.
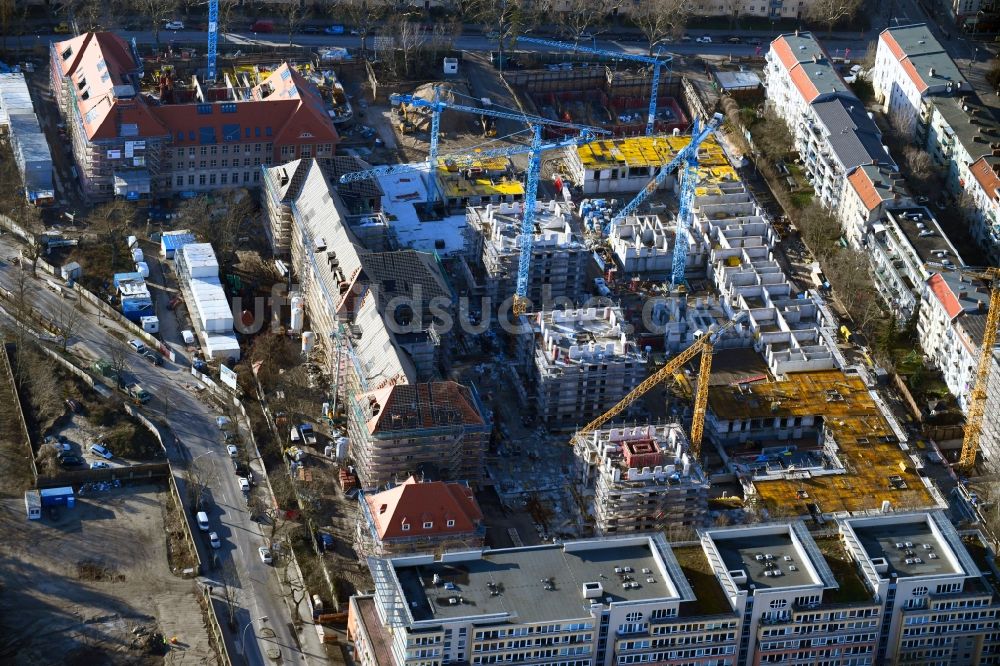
[928,67,936,78]
[582,581,604,599]
[729,569,748,585]
[871,557,889,574]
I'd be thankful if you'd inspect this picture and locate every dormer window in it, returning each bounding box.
[379,504,387,514]
[77,77,87,91]
[423,521,433,529]
[401,522,410,531]
[61,47,72,60]
[446,519,455,527]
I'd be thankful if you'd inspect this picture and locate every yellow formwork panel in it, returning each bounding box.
[708,370,935,514]
[437,156,510,173]
[438,175,525,198]
[575,134,732,171]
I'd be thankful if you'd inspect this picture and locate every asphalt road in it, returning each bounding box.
[0,235,322,665]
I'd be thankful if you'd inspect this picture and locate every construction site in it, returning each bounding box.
[506,65,686,138]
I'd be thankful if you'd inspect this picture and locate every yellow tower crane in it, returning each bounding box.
[575,312,747,458]
[958,267,1000,470]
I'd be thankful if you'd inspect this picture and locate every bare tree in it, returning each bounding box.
[281,0,309,47]
[901,146,939,193]
[330,0,385,59]
[555,0,618,43]
[109,343,130,390]
[805,0,863,36]
[218,559,240,630]
[50,300,83,352]
[90,200,135,272]
[394,17,428,78]
[130,0,179,46]
[36,445,59,476]
[0,0,14,49]
[796,201,841,255]
[467,0,542,59]
[753,108,794,161]
[185,456,218,510]
[630,0,692,55]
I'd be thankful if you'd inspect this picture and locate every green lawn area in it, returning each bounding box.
[791,191,814,208]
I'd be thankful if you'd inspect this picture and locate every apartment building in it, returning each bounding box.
[870,24,1000,261]
[872,24,968,135]
[349,533,744,666]
[350,514,997,666]
[866,206,964,323]
[262,157,384,256]
[919,271,1000,466]
[347,381,491,489]
[701,521,881,665]
[841,164,910,247]
[50,31,338,200]
[573,424,708,535]
[766,32,896,211]
[530,307,647,427]
[467,200,592,308]
[840,512,1000,665]
[355,476,484,557]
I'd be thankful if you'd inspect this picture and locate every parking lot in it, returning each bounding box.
[0,485,212,663]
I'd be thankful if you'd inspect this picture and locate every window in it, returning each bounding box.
[300,144,313,158]
[210,160,217,168]
[265,127,272,136]
[220,173,228,185]
[197,103,213,115]
[446,519,455,527]
[200,146,208,156]
[176,175,183,186]
[770,599,789,609]
[625,612,643,622]
[199,160,206,169]
[402,523,411,531]
[188,175,194,185]
[423,521,434,529]
[210,146,217,155]
[913,586,928,596]
[209,174,216,185]
[221,103,237,113]
[199,174,206,185]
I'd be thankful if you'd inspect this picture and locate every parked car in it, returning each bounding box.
[749,38,762,46]
[238,477,251,493]
[249,19,274,32]
[164,20,185,30]
[142,350,163,366]
[300,25,320,34]
[60,455,85,467]
[127,339,147,354]
[227,445,239,457]
[726,36,742,44]
[90,461,111,469]
[258,545,273,564]
[53,23,72,34]
[89,443,113,459]
[234,461,255,484]
[696,35,713,44]
[324,24,345,34]
[209,532,221,548]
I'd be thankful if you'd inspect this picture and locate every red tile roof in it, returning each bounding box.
[365,476,483,541]
[771,36,801,71]
[880,30,930,94]
[789,66,822,103]
[847,169,881,212]
[53,32,169,140]
[927,273,963,320]
[54,34,337,146]
[969,156,1000,202]
[880,30,906,61]
[899,57,929,94]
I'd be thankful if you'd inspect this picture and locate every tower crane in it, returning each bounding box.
[206,0,219,81]
[956,267,1000,470]
[610,113,723,288]
[338,131,599,184]
[389,88,607,206]
[575,311,748,458]
[515,36,673,136]
[383,89,609,315]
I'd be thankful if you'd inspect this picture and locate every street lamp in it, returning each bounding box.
[241,616,268,666]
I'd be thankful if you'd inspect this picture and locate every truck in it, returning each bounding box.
[126,383,152,404]
[299,423,317,445]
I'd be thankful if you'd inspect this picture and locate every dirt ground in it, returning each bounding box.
[0,485,214,665]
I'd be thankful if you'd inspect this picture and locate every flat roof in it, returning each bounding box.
[710,370,935,514]
[931,94,1000,163]
[715,70,762,90]
[883,207,963,266]
[710,530,820,590]
[883,24,966,92]
[850,517,958,578]
[393,537,688,624]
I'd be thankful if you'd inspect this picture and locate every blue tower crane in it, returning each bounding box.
[390,88,607,204]
[386,89,609,315]
[514,36,672,136]
[206,0,219,81]
[610,113,723,288]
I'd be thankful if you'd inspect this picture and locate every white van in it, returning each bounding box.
[290,427,301,443]
[196,511,210,531]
